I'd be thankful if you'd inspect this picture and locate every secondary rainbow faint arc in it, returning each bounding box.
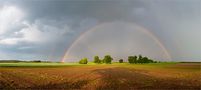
[61,22,172,62]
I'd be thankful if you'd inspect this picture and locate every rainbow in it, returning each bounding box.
[61,22,172,62]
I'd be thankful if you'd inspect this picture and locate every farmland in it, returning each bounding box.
[0,62,201,89]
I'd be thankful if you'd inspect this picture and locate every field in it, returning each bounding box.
[0,62,201,89]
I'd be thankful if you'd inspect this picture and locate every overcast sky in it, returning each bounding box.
[0,0,200,62]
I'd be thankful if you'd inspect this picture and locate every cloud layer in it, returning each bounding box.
[0,5,75,60]
[0,0,200,61]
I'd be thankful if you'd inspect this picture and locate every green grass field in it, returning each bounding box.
[0,62,200,89]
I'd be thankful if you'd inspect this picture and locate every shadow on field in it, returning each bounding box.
[92,67,200,90]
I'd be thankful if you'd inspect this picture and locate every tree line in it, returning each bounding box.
[79,55,157,64]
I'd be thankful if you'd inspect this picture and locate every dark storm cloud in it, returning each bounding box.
[7,0,146,21]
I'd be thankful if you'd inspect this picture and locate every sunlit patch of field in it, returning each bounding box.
[0,62,200,89]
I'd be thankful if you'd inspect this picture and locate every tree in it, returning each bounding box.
[103,55,113,64]
[128,56,134,64]
[128,54,156,64]
[101,59,105,63]
[142,57,149,63]
[32,60,41,63]
[93,56,101,64]
[138,55,143,64]
[147,59,154,63]
[79,58,88,64]
[119,59,123,63]
[134,56,138,64]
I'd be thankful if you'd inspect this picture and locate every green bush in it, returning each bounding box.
[79,58,88,64]
[119,59,123,63]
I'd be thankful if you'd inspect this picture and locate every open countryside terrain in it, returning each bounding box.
[0,62,201,89]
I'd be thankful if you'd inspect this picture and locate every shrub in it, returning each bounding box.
[119,59,123,63]
[79,58,88,64]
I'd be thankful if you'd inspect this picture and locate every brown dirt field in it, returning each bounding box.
[0,64,201,90]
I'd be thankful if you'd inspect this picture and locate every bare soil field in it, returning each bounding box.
[0,63,200,89]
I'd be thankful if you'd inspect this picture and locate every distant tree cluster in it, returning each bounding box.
[32,60,41,63]
[79,55,113,64]
[128,56,138,64]
[93,55,113,64]
[79,58,88,64]
[128,55,157,64]
[79,54,157,64]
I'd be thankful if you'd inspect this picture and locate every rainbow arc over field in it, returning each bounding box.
[61,22,172,62]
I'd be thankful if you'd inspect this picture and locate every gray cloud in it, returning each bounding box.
[0,0,200,61]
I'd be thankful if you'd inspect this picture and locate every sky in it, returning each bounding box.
[0,0,200,62]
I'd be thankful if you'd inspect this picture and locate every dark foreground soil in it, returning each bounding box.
[0,63,201,90]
